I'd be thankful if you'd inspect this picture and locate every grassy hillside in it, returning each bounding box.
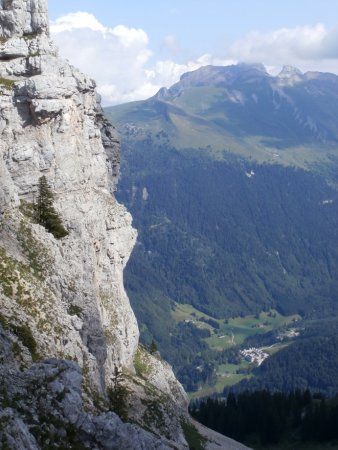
[109,98,338,170]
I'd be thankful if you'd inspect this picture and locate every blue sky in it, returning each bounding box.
[48,1,338,105]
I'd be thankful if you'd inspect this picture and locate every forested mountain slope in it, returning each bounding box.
[105,63,338,393]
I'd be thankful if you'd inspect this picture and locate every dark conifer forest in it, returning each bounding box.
[190,390,338,448]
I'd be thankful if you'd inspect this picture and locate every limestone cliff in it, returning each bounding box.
[0,1,249,449]
[0,0,140,392]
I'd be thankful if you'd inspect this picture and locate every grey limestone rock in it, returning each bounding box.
[0,356,181,450]
[0,0,139,389]
[0,0,49,38]
[0,410,40,450]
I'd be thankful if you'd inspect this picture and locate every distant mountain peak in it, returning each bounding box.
[154,64,338,103]
[277,65,304,85]
[178,63,269,84]
[111,61,338,149]
[155,63,270,101]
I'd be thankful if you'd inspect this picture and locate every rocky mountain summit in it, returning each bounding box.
[156,62,337,99]
[156,63,270,99]
[0,1,249,449]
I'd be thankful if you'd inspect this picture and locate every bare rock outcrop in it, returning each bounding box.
[0,351,180,449]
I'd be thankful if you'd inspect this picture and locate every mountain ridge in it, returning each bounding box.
[108,63,338,170]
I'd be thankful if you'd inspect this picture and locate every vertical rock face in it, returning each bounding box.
[0,2,250,449]
[0,0,49,38]
[0,0,139,390]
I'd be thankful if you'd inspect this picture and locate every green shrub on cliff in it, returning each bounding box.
[33,176,68,239]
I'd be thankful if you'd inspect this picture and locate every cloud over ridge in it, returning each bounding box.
[51,12,338,106]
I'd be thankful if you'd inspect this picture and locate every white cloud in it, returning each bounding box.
[320,26,338,59]
[111,25,149,49]
[229,24,338,74]
[51,13,338,106]
[51,11,106,33]
[162,35,180,53]
[51,12,235,105]
[51,13,155,105]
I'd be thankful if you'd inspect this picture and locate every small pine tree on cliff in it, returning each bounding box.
[108,367,129,421]
[34,176,68,239]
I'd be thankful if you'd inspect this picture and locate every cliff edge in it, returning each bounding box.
[0,1,249,449]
